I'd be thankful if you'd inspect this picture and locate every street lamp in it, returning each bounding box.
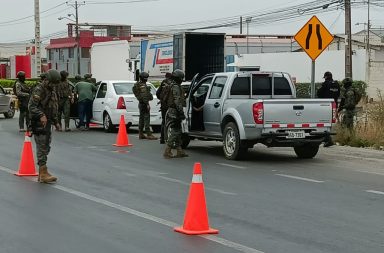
[246,17,252,54]
[58,13,80,75]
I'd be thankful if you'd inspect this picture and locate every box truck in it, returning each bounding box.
[140,32,226,80]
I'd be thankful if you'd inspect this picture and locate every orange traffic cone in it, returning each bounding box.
[113,115,133,147]
[174,162,219,235]
[14,132,38,177]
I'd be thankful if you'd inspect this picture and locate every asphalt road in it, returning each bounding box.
[0,113,383,253]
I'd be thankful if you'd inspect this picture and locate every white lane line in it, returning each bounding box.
[0,165,262,253]
[366,190,384,196]
[155,175,237,196]
[356,170,384,176]
[216,163,247,170]
[275,174,324,183]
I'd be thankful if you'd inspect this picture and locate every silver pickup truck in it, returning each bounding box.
[177,71,336,160]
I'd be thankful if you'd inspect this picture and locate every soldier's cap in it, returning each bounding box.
[323,71,332,78]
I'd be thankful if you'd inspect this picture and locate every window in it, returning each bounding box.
[96,83,107,98]
[252,75,271,95]
[68,48,74,58]
[0,87,5,95]
[274,77,292,95]
[209,76,227,99]
[59,49,64,60]
[113,82,156,95]
[81,48,90,58]
[230,77,250,95]
[48,49,54,61]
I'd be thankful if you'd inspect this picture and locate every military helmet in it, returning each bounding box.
[75,75,82,80]
[60,70,69,78]
[84,73,92,79]
[139,72,149,79]
[171,69,185,82]
[342,77,353,86]
[39,73,47,79]
[17,71,26,78]
[46,69,61,84]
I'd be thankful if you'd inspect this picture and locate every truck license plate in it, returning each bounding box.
[286,130,305,139]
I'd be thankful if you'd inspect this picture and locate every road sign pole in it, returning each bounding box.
[311,60,315,98]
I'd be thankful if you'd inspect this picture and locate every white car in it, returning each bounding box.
[91,80,162,132]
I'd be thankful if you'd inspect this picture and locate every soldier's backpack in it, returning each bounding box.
[353,88,362,105]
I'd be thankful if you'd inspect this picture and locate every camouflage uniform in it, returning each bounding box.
[163,69,188,159]
[132,80,154,137]
[156,76,172,143]
[29,81,59,167]
[339,83,356,129]
[15,80,31,130]
[56,79,73,130]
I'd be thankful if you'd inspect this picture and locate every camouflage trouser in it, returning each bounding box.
[138,103,151,134]
[58,98,71,128]
[34,124,52,166]
[18,99,30,130]
[166,108,182,148]
[342,109,355,129]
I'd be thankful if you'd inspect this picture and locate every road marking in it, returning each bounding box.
[366,190,384,196]
[0,165,263,253]
[216,163,246,170]
[356,170,384,176]
[275,174,324,183]
[155,175,237,196]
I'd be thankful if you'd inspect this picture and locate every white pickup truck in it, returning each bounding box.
[177,71,336,160]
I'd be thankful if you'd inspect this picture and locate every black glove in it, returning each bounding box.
[179,112,186,120]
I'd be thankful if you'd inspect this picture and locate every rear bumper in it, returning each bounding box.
[260,131,335,147]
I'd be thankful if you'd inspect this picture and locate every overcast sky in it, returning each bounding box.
[0,0,383,44]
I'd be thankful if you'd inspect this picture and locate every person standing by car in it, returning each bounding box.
[74,74,97,130]
[57,70,73,132]
[29,69,61,183]
[14,71,31,132]
[338,78,357,130]
[132,72,157,140]
[163,69,188,159]
[317,71,340,147]
[156,72,172,144]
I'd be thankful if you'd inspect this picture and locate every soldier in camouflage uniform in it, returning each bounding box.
[57,70,73,131]
[29,69,61,183]
[338,78,357,129]
[156,72,172,144]
[163,69,188,159]
[15,71,31,132]
[132,72,157,140]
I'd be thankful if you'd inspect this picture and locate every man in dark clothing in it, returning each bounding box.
[15,71,31,132]
[57,70,73,131]
[338,78,357,129]
[29,69,61,183]
[156,72,172,144]
[317,71,341,147]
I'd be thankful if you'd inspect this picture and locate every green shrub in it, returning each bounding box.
[0,79,38,88]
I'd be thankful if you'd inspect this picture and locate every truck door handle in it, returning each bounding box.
[293,105,304,110]
[214,102,220,108]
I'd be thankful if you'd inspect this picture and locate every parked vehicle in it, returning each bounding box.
[174,71,336,160]
[90,40,136,81]
[0,86,15,118]
[91,80,161,132]
[141,32,225,80]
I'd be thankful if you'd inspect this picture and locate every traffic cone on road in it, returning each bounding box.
[113,115,133,147]
[174,162,219,235]
[14,132,38,177]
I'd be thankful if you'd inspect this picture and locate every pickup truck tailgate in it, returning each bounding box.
[263,99,333,125]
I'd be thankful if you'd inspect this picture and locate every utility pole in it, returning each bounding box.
[366,0,371,84]
[67,1,85,75]
[34,0,41,77]
[246,17,252,54]
[240,16,243,34]
[345,0,353,78]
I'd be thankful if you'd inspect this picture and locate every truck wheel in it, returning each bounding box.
[294,144,319,159]
[223,122,247,160]
[4,103,15,118]
[103,113,115,133]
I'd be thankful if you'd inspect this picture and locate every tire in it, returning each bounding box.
[223,122,248,160]
[103,113,115,133]
[151,125,161,133]
[294,144,319,159]
[4,103,15,119]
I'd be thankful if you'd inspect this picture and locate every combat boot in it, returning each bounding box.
[139,131,147,139]
[175,147,189,158]
[163,145,173,159]
[38,165,57,183]
[146,133,158,140]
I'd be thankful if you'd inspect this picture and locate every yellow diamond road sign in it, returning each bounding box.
[294,15,334,61]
